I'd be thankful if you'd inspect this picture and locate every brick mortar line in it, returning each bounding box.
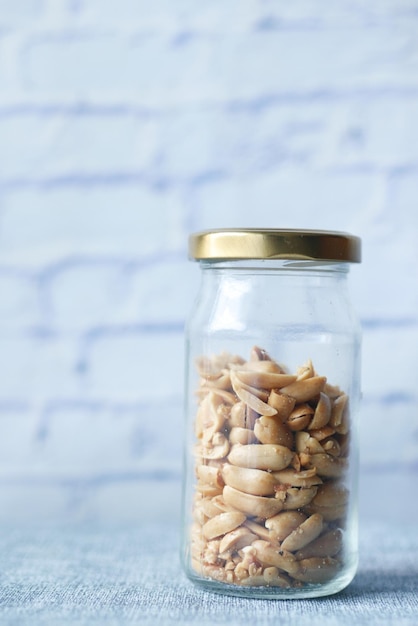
[9,20,417,40]
[0,465,417,488]
[360,462,418,473]
[0,397,182,413]
[0,392,414,414]
[0,251,187,276]
[0,470,182,487]
[0,165,417,192]
[361,317,418,329]
[1,85,418,115]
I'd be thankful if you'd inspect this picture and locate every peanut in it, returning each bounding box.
[265,511,307,541]
[222,464,277,496]
[229,401,258,429]
[272,468,322,488]
[254,415,293,447]
[280,513,323,552]
[280,376,327,403]
[228,443,293,471]
[202,511,247,540]
[291,557,340,584]
[309,392,331,430]
[304,453,347,478]
[267,390,296,420]
[295,529,343,560]
[223,485,284,519]
[252,540,300,576]
[281,486,319,510]
[234,370,297,390]
[229,426,258,445]
[287,404,314,431]
[198,432,230,460]
[219,527,258,555]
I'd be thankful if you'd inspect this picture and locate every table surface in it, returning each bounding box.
[0,522,417,626]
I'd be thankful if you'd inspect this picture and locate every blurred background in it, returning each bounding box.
[0,0,417,527]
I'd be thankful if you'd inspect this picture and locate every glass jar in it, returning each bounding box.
[181,229,362,599]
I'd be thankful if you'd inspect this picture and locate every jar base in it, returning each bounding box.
[186,567,357,600]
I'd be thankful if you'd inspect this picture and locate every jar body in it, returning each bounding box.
[181,260,361,599]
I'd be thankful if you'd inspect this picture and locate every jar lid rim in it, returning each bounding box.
[189,229,361,263]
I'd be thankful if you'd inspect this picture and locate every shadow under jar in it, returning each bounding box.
[181,229,362,599]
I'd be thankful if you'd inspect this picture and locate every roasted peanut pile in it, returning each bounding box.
[190,346,350,589]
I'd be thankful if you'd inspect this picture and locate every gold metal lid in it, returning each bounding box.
[189,229,361,262]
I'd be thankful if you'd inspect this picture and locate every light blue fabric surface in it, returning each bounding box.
[0,522,416,625]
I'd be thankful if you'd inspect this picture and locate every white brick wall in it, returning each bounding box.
[0,0,417,526]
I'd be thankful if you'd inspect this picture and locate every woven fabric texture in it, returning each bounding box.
[0,522,416,626]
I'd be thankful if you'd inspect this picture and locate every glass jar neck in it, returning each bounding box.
[199,259,350,278]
